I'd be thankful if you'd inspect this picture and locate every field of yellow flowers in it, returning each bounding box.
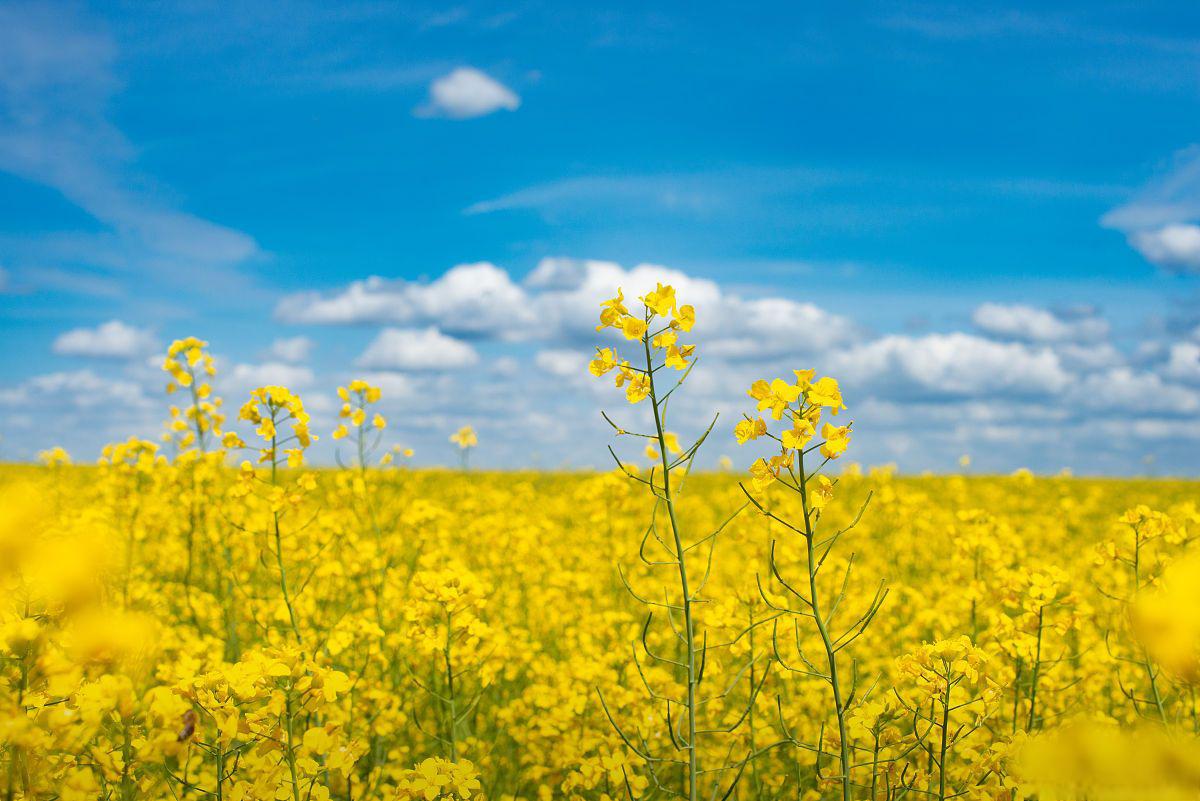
[3,284,1199,801]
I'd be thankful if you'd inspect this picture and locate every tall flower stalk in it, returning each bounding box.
[589,283,756,801]
[734,371,886,801]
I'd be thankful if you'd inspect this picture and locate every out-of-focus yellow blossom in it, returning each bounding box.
[450,426,478,449]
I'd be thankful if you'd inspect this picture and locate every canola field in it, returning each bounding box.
[3,284,1199,801]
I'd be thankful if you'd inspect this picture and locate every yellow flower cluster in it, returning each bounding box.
[238,385,316,466]
[162,338,225,453]
[333,379,386,441]
[590,283,696,403]
[395,757,482,800]
[735,371,852,491]
[449,426,477,449]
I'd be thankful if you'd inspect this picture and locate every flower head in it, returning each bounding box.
[450,426,478,449]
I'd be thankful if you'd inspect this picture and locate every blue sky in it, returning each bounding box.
[2,0,1200,473]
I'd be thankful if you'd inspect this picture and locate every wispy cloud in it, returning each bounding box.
[0,3,261,295]
[1102,146,1200,274]
[463,167,849,217]
[881,6,1200,55]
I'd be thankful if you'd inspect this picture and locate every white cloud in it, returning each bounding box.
[535,349,586,378]
[524,257,860,354]
[1072,368,1200,415]
[831,333,1070,398]
[1102,147,1200,273]
[220,362,316,405]
[276,262,535,339]
[972,303,1109,343]
[52,320,157,359]
[704,297,862,358]
[0,369,154,410]
[264,336,313,364]
[415,67,520,119]
[357,372,417,402]
[277,258,861,360]
[1128,224,1200,274]
[1163,342,1200,383]
[1054,342,1124,371]
[356,327,479,371]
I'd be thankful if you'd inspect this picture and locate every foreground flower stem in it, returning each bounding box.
[797,449,852,801]
[270,420,302,643]
[1132,530,1169,724]
[642,332,699,801]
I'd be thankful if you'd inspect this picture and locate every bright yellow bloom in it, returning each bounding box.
[781,418,816,450]
[734,417,767,444]
[651,330,677,349]
[620,316,648,341]
[596,288,629,332]
[820,423,851,459]
[589,347,617,376]
[807,376,846,415]
[809,474,835,509]
[625,374,650,404]
[641,282,676,317]
[672,304,696,331]
[748,458,775,491]
[749,378,803,420]
[664,343,694,370]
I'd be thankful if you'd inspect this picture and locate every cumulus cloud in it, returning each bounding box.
[356,372,417,402]
[1071,367,1200,415]
[1103,147,1200,274]
[1054,342,1124,371]
[535,349,586,378]
[0,368,160,459]
[0,369,154,410]
[414,67,520,119]
[972,303,1109,343]
[1163,342,1200,383]
[264,336,313,364]
[1127,224,1200,274]
[276,262,535,339]
[526,257,861,354]
[830,333,1070,399]
[52,320,157,359]
[223,362,316,397]
[277,256,862,368]
[27,256,1198,472]
[356,327,479,371]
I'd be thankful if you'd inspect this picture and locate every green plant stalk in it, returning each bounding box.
[938,668,951,801]
[1132,529,1169,724]
[284,692,302,801]
[443,607,459,761]
[1025,606,1044,732]
[643,331,699,801]
[797,448,852,801]
[270,417,302,643]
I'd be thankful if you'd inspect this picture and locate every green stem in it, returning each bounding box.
[797,449,852,801]
[1025,606,1044,732]
[271,424,302,643]
[938,673,951,801]
[644,332,698,801]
